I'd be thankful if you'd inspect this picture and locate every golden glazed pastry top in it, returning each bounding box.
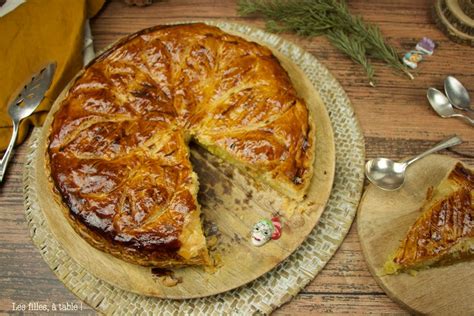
[47,23,315,267]
[385,163,474,274]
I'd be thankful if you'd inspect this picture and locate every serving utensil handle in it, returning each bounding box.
[403,136,462,166]
[0,121,19,183]
[452,113,474,125]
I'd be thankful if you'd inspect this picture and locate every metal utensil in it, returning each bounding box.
[365,136,462,191]
[0,63,56,182]
[444,76,474,113]
[427,87,474,126]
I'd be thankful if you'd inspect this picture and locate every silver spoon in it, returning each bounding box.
[0,63,56,183]
[365,136,462,191]
[444,76,474,113]
[427,88,474,126]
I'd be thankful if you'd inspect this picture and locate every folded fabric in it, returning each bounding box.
[0,0,105,151]
[0,0,26,18]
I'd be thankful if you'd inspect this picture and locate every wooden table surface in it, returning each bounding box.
[1,0,473,314]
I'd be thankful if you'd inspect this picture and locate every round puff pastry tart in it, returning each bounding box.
[47,23,315,267]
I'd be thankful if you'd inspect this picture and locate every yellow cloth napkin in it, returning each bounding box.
[0,0,105,150]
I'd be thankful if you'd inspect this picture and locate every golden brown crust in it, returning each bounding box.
[47,23,315,267]
[387,163,474,273]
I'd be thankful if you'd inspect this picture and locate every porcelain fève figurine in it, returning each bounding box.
[251,217,282,247]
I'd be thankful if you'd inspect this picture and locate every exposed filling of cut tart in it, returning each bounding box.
[384,163,474,274]
[47,23,315,267]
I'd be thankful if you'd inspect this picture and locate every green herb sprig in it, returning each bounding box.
[238,0,414,85]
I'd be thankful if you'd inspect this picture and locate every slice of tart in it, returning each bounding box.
[384,162,474,274]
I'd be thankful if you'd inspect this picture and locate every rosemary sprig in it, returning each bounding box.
[326,29,376,86]
[334,2,414,79]
[238,0,414,85]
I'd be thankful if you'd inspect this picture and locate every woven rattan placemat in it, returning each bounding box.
[23,21,365,315]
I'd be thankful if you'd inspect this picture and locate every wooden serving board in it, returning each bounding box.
[32,26,336,299]
[358,154,474,315]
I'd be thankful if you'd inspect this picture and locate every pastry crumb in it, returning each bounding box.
[204,252,223,274]
[206,235,218,249]
[161,275,183,287]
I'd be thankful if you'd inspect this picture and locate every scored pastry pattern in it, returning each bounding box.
[47,24,314,266]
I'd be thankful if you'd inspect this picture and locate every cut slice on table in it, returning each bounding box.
[384,162,474,274]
